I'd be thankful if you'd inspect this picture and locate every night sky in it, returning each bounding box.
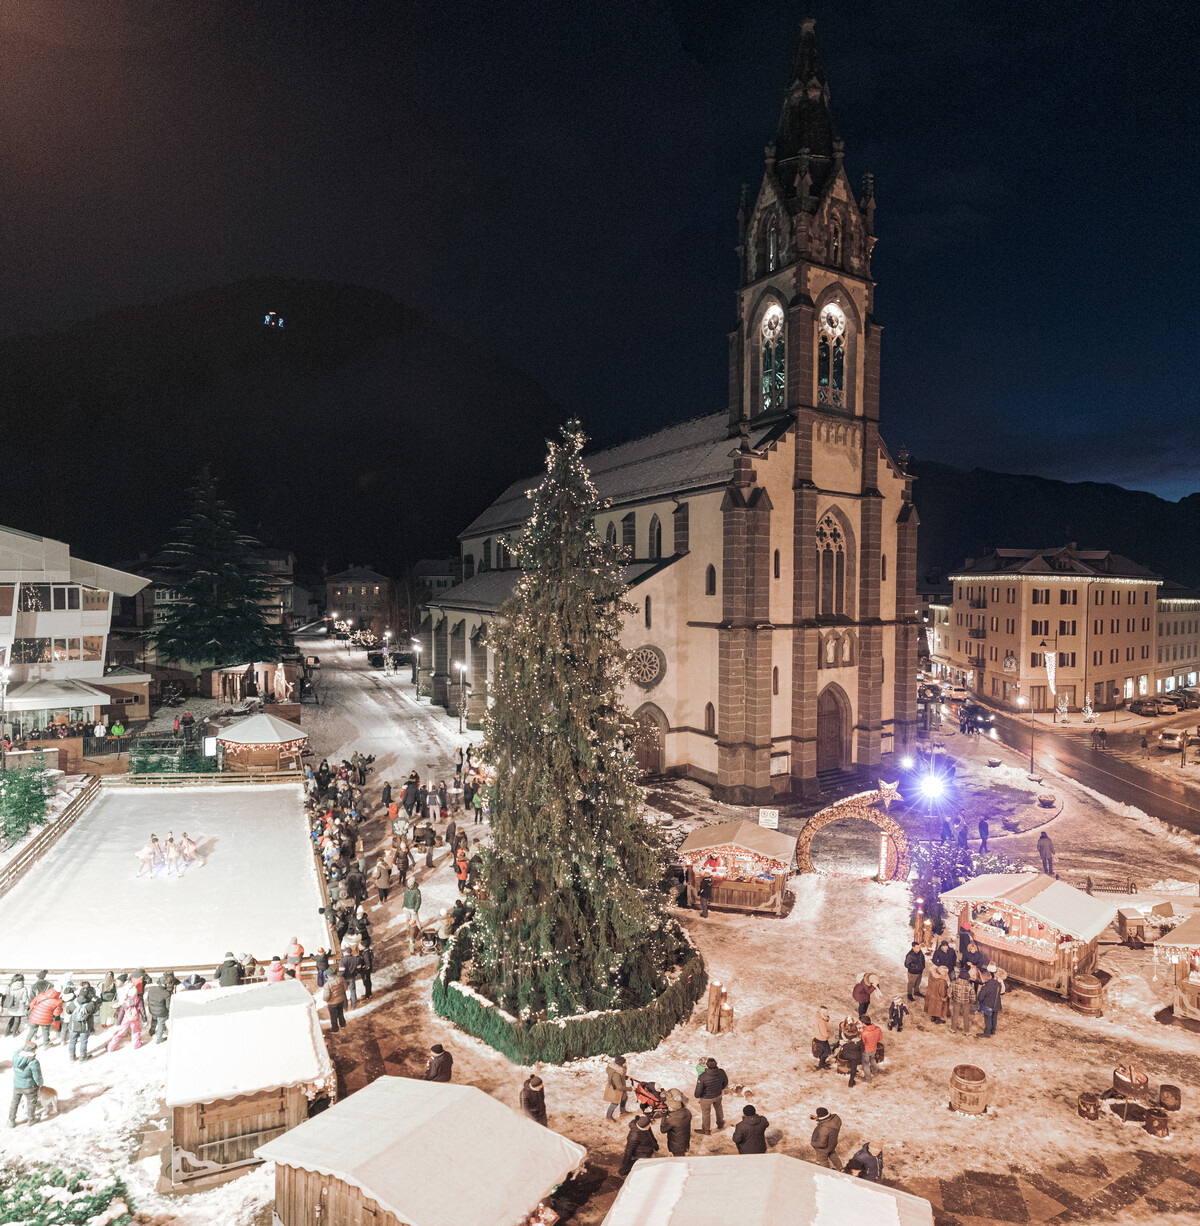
[3,0,1198,497]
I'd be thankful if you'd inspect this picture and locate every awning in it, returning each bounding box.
[5,678,110,711]
[216,712,308,747]
[940,873,1118,944]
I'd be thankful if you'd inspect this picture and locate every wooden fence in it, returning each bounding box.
[102,770,303,787]
[0,776,101,899]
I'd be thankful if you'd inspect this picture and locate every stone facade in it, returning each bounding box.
[423,15,918,801]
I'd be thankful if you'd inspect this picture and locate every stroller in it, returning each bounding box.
[633,1081,669,1120]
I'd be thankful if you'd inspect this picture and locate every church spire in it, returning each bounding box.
[772,15,840,208]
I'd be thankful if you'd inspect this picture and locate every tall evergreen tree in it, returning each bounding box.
[150,472,290,666]
[473,421,671,1019]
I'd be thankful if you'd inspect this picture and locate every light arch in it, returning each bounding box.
[796,788,912,882]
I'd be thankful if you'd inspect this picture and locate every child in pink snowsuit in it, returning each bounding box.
[107,988,144,1052]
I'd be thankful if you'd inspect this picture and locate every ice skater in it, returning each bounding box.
[163,833,180,876]
[135,834,162,878]
[179,831,203,871]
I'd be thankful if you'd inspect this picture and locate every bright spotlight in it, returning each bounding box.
[901,755,914,770]
[920,774,945,800]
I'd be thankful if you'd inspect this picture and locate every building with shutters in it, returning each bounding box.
[422,15,918,801]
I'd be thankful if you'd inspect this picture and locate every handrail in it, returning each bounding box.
[103,770,303,787]
[0,776,101,898]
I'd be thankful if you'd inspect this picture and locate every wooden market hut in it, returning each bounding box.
[939,873,1118,996]
[678,821,797,915]
[1153,913,1200,1022]
[165,980,333,1185]
[603,1155,934,1226]
[216,711,308,772]
[256,1077,587,1226]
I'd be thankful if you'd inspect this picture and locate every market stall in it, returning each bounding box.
[678,821,796,915]
[216,712,308,772]
[1153,913,1200,1023]
[165,980,333,1186]
[256,1077,586,1226]
[939,873,1118,996]
[603,1155,933,1226]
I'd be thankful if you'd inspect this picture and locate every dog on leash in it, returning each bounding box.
[37,1086,59,1117]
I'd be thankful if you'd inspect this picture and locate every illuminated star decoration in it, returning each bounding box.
[877,779,901,812]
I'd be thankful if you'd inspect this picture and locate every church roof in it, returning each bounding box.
[772,17,841,206]
[428,560,671,616]
[460,412,786,540]
[950,546,1159,582]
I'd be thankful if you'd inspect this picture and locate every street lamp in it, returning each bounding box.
[411,639,422,686]
[0,666,10,769]
[454,661,467,734]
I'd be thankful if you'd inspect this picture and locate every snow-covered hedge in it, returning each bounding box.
[431,920,706,1064]
[0,1165,134,1225]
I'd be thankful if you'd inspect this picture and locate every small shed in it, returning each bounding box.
[257,1077,586,1226]
[678,821,797,914]
[165,980,332,1184]
[1154,913,1200,1023]
[939,873,1118,996]
[217,712,308,772]
[603,1154,934,1226]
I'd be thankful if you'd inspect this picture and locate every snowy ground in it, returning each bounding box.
[5,645,1200,1225]
[0,784,326,970]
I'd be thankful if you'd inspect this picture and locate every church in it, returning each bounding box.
[422,16,918,803]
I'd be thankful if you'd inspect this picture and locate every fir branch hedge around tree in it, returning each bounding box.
[0,1163,134,1224]
[470,419,676,1021]
[0,768,55,846]
[432,920,707,1064]
[149,469,292,667]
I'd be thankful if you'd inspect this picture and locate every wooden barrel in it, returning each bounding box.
[835,1052,852,1075]
[1114,1068,1151,1100]
[1160,1084,1182,1112]
[950,1064,989,1115]
[1077,1091,1101,1120]
[1070,975,1104,1017]
[1145,1108,1170,1138]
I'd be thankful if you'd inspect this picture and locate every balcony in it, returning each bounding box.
[968,626,987,639]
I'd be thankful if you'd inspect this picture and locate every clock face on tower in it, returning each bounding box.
[761,304,784,341]
[820,304,846,336]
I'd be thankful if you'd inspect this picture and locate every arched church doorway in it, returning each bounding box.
[633,704,667,777]
[816,686,849,772]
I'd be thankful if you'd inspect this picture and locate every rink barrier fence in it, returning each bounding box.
[0,775,101,900]
[99,770,304,787]
[431,919,707,1064]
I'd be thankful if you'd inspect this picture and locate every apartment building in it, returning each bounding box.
[944,545,1159,713]
[1156,585,1200,695]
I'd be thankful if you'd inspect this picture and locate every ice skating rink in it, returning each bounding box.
[0,784,328,972]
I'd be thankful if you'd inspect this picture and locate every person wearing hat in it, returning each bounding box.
[520,1074,548,1126]
[618,1114,659,1176]
[604,1055,632,1121]
[852,972,879,1019]
[659,1089,693,1155]
[924,964,950,1024]
[809,1107,842,1169]
[8,1042,43,1128]
[694,1057,729,1133]
[732,1104,770,1154]
[425,1043,453,1081]
[851,1141,884,1182]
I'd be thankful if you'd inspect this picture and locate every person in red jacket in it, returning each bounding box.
[859,1015,883,1081]
[26,986,63,1047]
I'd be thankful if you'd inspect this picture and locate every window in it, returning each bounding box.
[1059,620,1076,636]
[1031,652,1044,668]
[774,549,781,580]
[704,703,716,735]
[649,516,662,559]
[816,513,846,616]
[1059,589,1077,605]
[760,304,786,413]
[831,221,841,266]
[1031,620,1049,636]
[644,596,651,629]
[1058,652,1076,668]
[772,666,779,695]
[817,303,846,407]
[881,554,887,582]
[12,638,50,663]
[705,564,716,596]
[768,216,779,272]
[1031,589,1050,604]
[82,637,103,662]
[606,521,617,547]
[482,539,491,571]
[18,584,50,612]
[1095,590,1105,606]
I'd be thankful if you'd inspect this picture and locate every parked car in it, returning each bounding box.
[1128,698,1160,716]
[1172,688,1200,709]
[366,650,386,668]
[1157,698,1180,715]
[960,701,996,728]
[948,685,969,702]
[1159,729,1186,751]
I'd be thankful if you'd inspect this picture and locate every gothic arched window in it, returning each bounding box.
[831,221,841,267]
[768,217,779,272]
[704,702,716,735]
[482,539,492,571]
[705,564,717,596]
[649,515,662,559]
[816,512,846,616]
[817,303,846,408]
[760,304,786,415]
[645,596,652,629]
[606,521,617,547]
[772,666,780,695]
[774,549,781,579]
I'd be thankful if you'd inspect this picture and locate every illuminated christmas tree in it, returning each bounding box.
[473,421,671,1019]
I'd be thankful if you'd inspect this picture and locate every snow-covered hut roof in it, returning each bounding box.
[603,1155,934,1226]
[216,712,308,746]
[678,820,797,867]
[256,1077,586,1226]
[164,980,331,1108]
[1154,913,1200,948]
[939,873,1117,943]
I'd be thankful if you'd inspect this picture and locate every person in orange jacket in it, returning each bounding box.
[26,986,63,1047]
